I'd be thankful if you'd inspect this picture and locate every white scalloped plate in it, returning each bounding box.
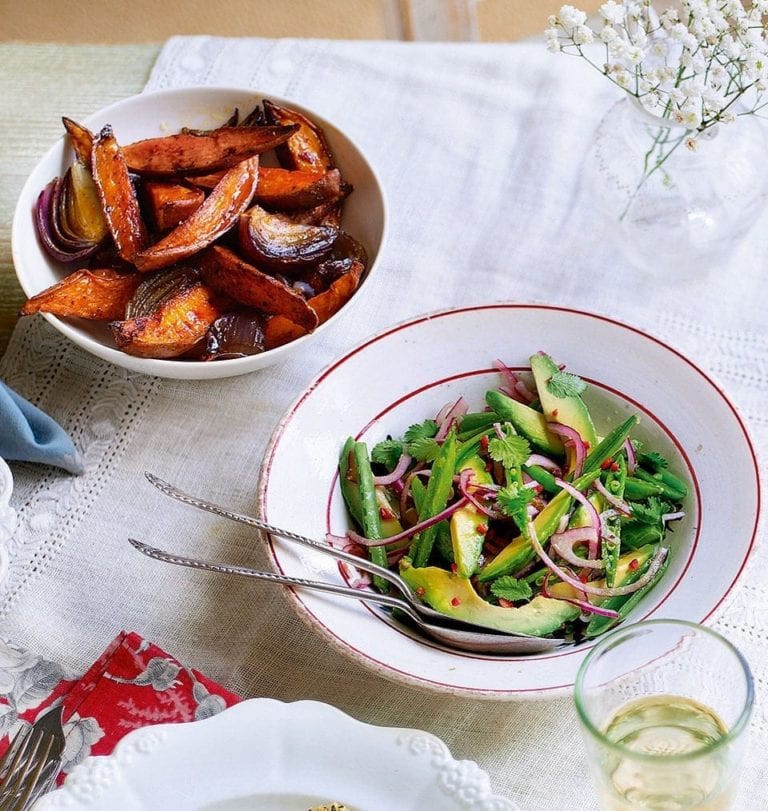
[33,699,518,811]
[258,304,760,699]
[0,459,15,586]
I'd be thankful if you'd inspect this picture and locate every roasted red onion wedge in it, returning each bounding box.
[238,204,338,271]
[202,310,266,360]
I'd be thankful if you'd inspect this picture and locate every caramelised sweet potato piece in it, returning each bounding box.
[134,156,259,272]
[198,245,318,331]
[254,167,343,211]
[188,166,344,210]
[238,204,338,271]
[91,126,148,264]
[62,117,94,164]
[122,125,298,176]
[111,273,227,358]
[263,100,335,171]
[20,268,142,321]
[144,181,205,231]
[263,260,363,349]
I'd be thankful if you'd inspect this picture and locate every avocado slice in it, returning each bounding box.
[450,455,492,577]
[485,390,565,457]
[400,545,656,637]
[530,352,597,450]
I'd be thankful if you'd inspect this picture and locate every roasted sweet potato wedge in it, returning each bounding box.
[254,167,343,210]
[134,156,259,272]
[239,204,338,271]
[144,181,205,231]
[20,268,142,321]
[188,166,344,210]
[62,117,95,164]
[198,245,318,331]
[263,100,335,171]
[122,125,298,176]
[111,272,226,358]
[91,126,148,264]
[263,260,363,349]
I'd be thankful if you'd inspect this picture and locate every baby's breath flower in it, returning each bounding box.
[558,4,587,29]
[600,25,619,44]
[573,24,594,45]
[685,137,698,151]
[626,45,645,64]
[545,28,561,53]
[599,1,626,25]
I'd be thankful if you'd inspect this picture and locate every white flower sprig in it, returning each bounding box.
[546,1,768,133]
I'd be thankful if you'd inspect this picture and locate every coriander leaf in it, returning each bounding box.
[408,436,440,463]
[547,370,587,398]
[496,483,536,533]
[488,434,531,470]
[371,439,404,470]
[641,451,669,471]
[404,419,438,444]
[491,576,533,602]
[629,496,663,525]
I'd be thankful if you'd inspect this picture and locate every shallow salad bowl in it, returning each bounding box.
[257,303,760,699]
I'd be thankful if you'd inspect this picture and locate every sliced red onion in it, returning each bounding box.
[541,573,619,618]
[493,359,535,403]
[348,495,470,548]
[594,477,633,517]
[624,438,637,474]
[528,519,668,598]
[555,477,601,557]
[435,396,468,441]
[373,453,412,486]
[548,422,586,478]
[549,527,604,569]
[457,469,500,519]
[525,454,562,474]
[662,511,686,523]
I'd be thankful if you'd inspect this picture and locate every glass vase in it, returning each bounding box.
[584,97,768,279]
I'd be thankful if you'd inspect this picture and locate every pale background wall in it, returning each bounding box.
[0,0,601,43]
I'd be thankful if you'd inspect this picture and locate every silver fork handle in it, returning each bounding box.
[145,472,415,597]
[128,539,421,623]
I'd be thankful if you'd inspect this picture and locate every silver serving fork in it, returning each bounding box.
[0,705,65,811]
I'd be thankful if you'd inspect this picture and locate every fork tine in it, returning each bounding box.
[0,726,28,779]
[0,729,53,811]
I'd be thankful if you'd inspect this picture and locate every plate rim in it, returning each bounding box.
[38,697,520,809]
[257,302,762,699]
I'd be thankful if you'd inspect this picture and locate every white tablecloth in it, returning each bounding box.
[2,36,766,809]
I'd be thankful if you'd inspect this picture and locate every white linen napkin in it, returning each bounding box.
[2,37,766,810]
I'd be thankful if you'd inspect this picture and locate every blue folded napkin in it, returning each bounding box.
[0,382,84,474]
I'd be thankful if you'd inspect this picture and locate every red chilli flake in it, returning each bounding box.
[450,563,458,573]
[498,598,514,608]
[629,558,639,571]
[552,409,559,419]
[451,597,461,607]
[379,506,395,520]
[580,573,589,584]
[416,586,426,597]
[611,462,620,472]
[600,458,615,470]
[480,435,490,452]
[476,524,488,536]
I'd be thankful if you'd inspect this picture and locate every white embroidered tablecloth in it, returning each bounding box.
[1,36,766,809]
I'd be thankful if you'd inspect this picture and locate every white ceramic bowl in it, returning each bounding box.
[259,304,760,699]
[12,86,387,380]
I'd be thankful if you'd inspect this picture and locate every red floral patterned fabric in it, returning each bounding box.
[0,631,241,782]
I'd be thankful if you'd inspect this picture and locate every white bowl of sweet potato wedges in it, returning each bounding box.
[11,86,386,379]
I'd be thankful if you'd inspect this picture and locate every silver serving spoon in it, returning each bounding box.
[145,472,560,643]
[128,538,561,655]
